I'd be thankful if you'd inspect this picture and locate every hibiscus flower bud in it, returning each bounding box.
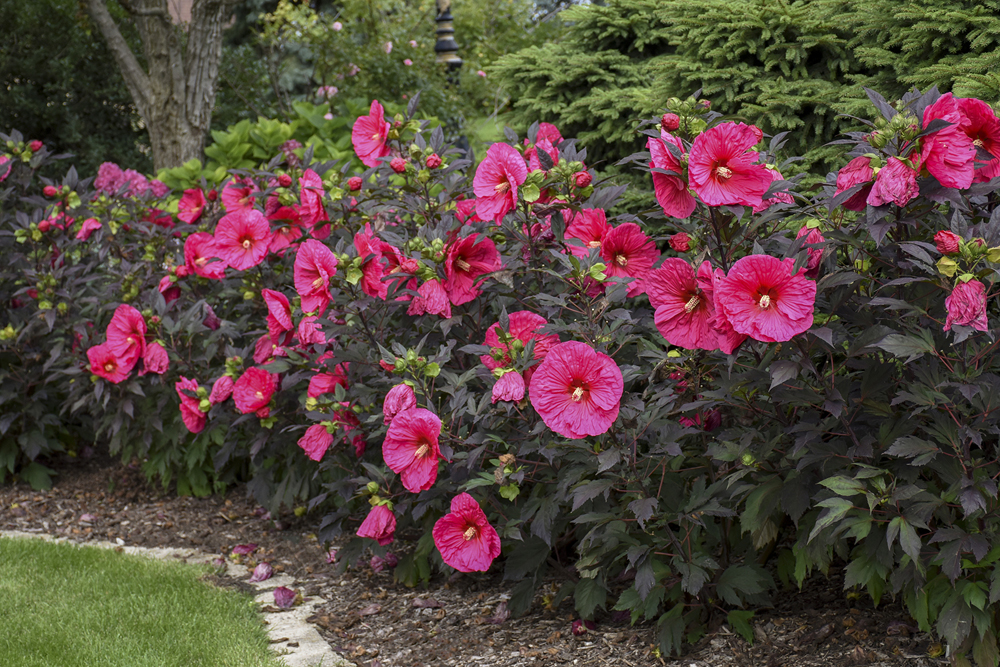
[277,173,292,187]
[43,185,58,198]
[934,230,962,255]
[944,279,988,332]
[347,176,363,191]
[29,140,43,152]
[207,189,218,201]
[38,219,51,232]
[661,113,681,132]
[669,232,691,252]
[390,157,407,173]
[426,153,442,169]
[573,171,592,188]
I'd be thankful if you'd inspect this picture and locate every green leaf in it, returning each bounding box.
[656,603,685,657]
[769,360,799,389]
[818,475,866,497]
[716,565,769,606]
[574,577,606,618]
[727,610,755,645]
[875,332,934,363]
[499,484,520,500]
[885,436,939,465]
[808,497,854,542]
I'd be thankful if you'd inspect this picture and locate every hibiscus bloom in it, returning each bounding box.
[432,493,502,573]
[380,241,419,301]
[175,377,206,434]
[262,289,293,345]
[715,255,817,343]
[480,311,560,371]
[308,355,349,398]
[221,177,257,212]
[0,155,11,182]
[351,100,391,168]
[75,218,102,241]
[563,209,611,257]
[383,384,417,424]
[355,224,388,299]
[529,341,623,439]
[867,157,919,207]
[492,371,525,403]
[233,367,278,415]
[958,97,1000,183]
[834,156,875,211]
[646,259,719,351]
[87,343,132,384]
[296,315,326,347]
[526,138,559,172]
[752,168,794,213]
[406,279,452,318]
[444,235,502,305]
[294,239,339,314]
[648,133,696,219]
[473,143,528,223]
[178,188,207,224]
[106,304,146,364]
[382,408,444,493]
[357,505,396,546]
[534,122,563,146]
[944,279,988,332]
[210,376,235,404]
[298,424,334,461]
[935,230,962,255]
[709,267,749,355]
[688,122,771,207]
[455,198,482,224]
[215,209,271,271]
[921,93,976,190]
[600,223,659,297]
[141,341,169,375]
[795,226,825,279]
[184,232,226,280]
[298,169,330,232]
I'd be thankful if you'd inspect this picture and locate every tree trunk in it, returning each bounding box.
[84,0,235,171]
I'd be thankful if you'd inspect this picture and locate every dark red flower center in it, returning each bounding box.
[104,361,115,372]
[241,237,253,250]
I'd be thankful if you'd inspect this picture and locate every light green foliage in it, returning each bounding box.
[0,537,282,667]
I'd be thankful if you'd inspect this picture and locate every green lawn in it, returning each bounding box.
[0,536,284,667]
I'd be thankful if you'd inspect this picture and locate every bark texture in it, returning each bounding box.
[85,0,236,170]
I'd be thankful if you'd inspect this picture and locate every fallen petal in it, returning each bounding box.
[79,513,96,523]
[250,562,274,582]
[273,586,297,608]
[487,601,509,625]
[232,543,258,555]
[412,597,443,609]
[358,603,381,617]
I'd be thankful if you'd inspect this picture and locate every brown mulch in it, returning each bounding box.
[0,453,945,667]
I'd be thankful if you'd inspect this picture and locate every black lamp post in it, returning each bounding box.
[434,0,463,72]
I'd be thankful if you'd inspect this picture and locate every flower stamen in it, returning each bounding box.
[758,294,772,310]
[242,239,252,250]
[463,526,477,541]
[974,138,985,148]
[494,181,510,194]
[104,362,115,372]
[456,258,471,272]
[684,296,700,313]
[414,444,429,458]
[715,165,733,181]
[571,386,584,402]
[616,254,628,267]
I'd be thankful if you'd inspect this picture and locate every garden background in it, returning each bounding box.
[5,1,1000,665]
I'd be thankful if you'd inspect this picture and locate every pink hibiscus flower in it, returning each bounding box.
[958,97,1000,183]
[648,133,696,219]
[480,311,559,371]
[867,157,919,207]
[526,138,559,172]
[215,209,271,271]
[492,371,525,403]
[296,315,326,347]
[528,341,623,439]
[87,343,132,384]
[380,241,419,300]
[444,234,502,305]
[357,505,396,546]
[210,376,235,404]
[175,377,206,434]
[382,408,444,493]
[935,230,962,255]
[262,289,293,345]
[351,100,391,168]
[715,255,817,343]
[294,239,339,314]
[0,155,11,182]
[600,223,659,297]
[455,198,482,224]
[708,268,749,355]
[752,168,794,213]
[645,259,719,351]
[834,156,875,211]
[233,367,277,415]
[921,93,976,190]
[75,218,102,241]
[473,143,528,223]
[298,169,330,231]
[383,384,417,424]
[184,232,226,280]
[944,279,988,332]
[178,188,207,224]
[106,304,146,364]
[432,493,502,573]
[406,279,452,319]
[141,342,169,375]
[221,177,258,212]
[796,226,825,279]
[298,424,334,461]
[307,356,349,399]
[563,209,611,257]
[355,224,388,299]
[688,122,771,207]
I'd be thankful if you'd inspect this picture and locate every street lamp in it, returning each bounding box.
[434,0,463,72]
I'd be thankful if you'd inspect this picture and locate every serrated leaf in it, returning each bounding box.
[574,577,606,618]
[769,360,799,389]
[628,497,658,530]
[727,610,755,645]
[818,475,866,497]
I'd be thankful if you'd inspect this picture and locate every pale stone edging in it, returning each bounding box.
[0,529,349,667]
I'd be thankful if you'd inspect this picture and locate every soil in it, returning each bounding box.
[1,453,946,667]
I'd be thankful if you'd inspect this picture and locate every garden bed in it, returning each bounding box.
[0,453,943,667]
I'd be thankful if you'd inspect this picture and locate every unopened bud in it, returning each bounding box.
[277,173,292,187]
[661,113,680,132]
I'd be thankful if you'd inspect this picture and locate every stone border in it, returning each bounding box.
[0,530,349,667]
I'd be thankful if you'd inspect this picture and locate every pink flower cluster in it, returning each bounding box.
[87,305,168,385]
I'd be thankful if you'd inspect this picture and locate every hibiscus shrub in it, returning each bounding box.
[8,86,1000,663]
